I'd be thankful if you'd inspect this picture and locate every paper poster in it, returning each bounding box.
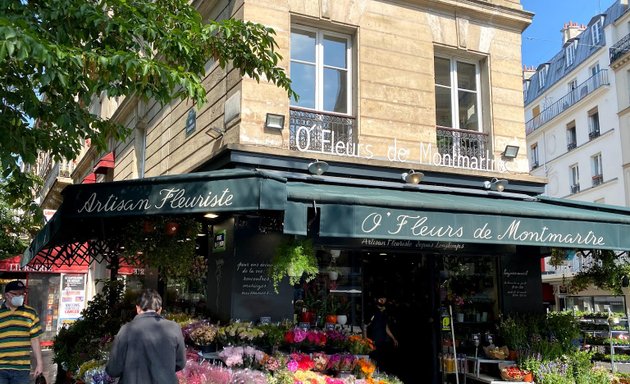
[58,274,86,331]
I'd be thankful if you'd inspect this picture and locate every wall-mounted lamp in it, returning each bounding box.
[204,213,219,219]
[308,160,329,175]
[401,170,424,185]
[265,113,285,130]
[502,145,520,159]
[483,178,508,192]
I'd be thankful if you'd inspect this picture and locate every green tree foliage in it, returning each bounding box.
[0,0,295,214]
[569,249,630,295]
[0,180,43,259]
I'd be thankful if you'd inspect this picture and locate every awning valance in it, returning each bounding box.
[22,169,287,266]
[287,182,630,250]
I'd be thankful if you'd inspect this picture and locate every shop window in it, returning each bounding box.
[290,26,352,114]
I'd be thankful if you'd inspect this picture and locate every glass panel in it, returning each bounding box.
[457,61,476,91]
[434,57,451,86]
[323,67,347,113]
[290,62,316,109]
[458,90,478,131]
[323,35,347,68]
[593,296,625,313]
[291,29,316,62]
[435,86,452,127]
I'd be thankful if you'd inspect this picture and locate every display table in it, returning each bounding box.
[465,357,532,384]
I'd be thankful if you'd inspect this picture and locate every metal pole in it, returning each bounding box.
[449,305,460,384]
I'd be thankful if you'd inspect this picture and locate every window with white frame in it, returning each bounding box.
[290,26,352,114]
[590,63,601,77]
[565,40,577,67]
[591,153,603,186]
[591,17,603,45]
[588,107,600,138]
[434,56,481,131]
[530,143,539,168]
[538,65,548,89]
[570,164,580,193]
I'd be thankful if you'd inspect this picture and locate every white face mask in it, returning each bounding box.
[10,295,24,307]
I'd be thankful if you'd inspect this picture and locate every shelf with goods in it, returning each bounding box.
[578,313,630,370]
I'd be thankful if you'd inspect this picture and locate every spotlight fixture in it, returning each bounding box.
[307,160,329,175]
[265,113,285,130]
[483,178,508,192]
[401,170,424,185]
[204,213,219,219]
[502,145,520,159]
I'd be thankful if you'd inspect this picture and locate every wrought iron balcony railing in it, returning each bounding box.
[289,108,355,153]
[610,33,630,64]
[436,126,489,160]
[526,70,609,134]
[588,129,600,140]
[570,183,581,194]
[592,174,604,187]
[38,160,74,201]
[567,142,577,151]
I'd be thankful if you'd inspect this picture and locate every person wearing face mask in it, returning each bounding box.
[0,280,43,384]
[364,295,398,373]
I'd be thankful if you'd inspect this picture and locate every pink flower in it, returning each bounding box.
[287,360,299,372]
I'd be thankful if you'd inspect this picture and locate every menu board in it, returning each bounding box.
[500,249,543,313]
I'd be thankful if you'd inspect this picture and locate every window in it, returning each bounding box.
[530,143,539,169]
[570,164,580,193]
[567,79,578,104]
[591,153,603,186]
[290,26,352,114]
[591,17,603,45]
[434,56,481,131]
[538,65,548,89]
[566,121,577,150]
[588,108,600,138]
[565,40,577,67]
[590,63,601,77]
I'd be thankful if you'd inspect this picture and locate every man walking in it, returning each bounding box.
[0,280,43,384]
[106,289,186,384]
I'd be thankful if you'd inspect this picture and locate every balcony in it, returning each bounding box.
[570,183,581,194]
[588,129,600,140]
[526,70,609,134]
[567,142,577,151]
[38,159,75,208]
[435,126,488,161]
[610,33,630,65]
[289,108,355,153]
[592,174,603,186]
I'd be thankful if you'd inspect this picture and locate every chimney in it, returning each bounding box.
[522,65,536,80]
[561,21,586,44]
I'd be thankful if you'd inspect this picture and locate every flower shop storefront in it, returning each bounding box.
[22,166,630,384]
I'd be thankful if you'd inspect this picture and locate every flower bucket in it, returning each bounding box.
[199,343,217,354]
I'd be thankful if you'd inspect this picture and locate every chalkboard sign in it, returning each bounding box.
[500,247,543,314]
[236,261,273,296]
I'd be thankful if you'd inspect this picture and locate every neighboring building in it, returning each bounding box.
[24,1,630,382]
[523,0,630,311]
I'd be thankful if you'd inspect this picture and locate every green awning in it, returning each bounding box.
[287,183,630,250]
[22,169,287,266]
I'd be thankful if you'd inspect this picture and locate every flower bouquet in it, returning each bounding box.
[288,352,315,371]
[218,346,266,369]
[354,357,376,379]
[325,329,347,352]
[347,335,375,355]
[218,322,264,346]
[76,360,114,384]
[189,322,219,350]
[326,353,356,373]
[311,352,329,372]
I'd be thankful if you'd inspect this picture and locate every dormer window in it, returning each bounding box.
[565,39,578,67]
[590,16,604,45]
[523,79,530,98]
[537,64,549,89]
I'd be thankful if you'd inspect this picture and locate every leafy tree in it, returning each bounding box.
[0,180,42,259]
[567,249,630,295]
[0,0,295,222]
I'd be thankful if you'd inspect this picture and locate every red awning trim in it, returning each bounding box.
[81,173,97,184]
[93,151,115,174]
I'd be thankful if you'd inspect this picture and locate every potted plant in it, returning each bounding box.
[498,315,528,358]
[189,322,219,353]
[269,237,319,293]
[336,297,351,325]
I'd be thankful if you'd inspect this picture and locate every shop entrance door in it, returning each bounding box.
[362,252,440,384]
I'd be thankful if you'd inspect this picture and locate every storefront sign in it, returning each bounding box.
[293,126,511,173]
[320,205,630,250]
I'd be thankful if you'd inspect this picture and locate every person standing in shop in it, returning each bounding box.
[364,295,398,373]
[0,280,44,384]
[106,289,186,384]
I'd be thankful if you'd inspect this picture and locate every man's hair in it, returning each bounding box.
[136,289,162,311]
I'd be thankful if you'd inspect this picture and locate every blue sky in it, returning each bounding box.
[521,0,613,67]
